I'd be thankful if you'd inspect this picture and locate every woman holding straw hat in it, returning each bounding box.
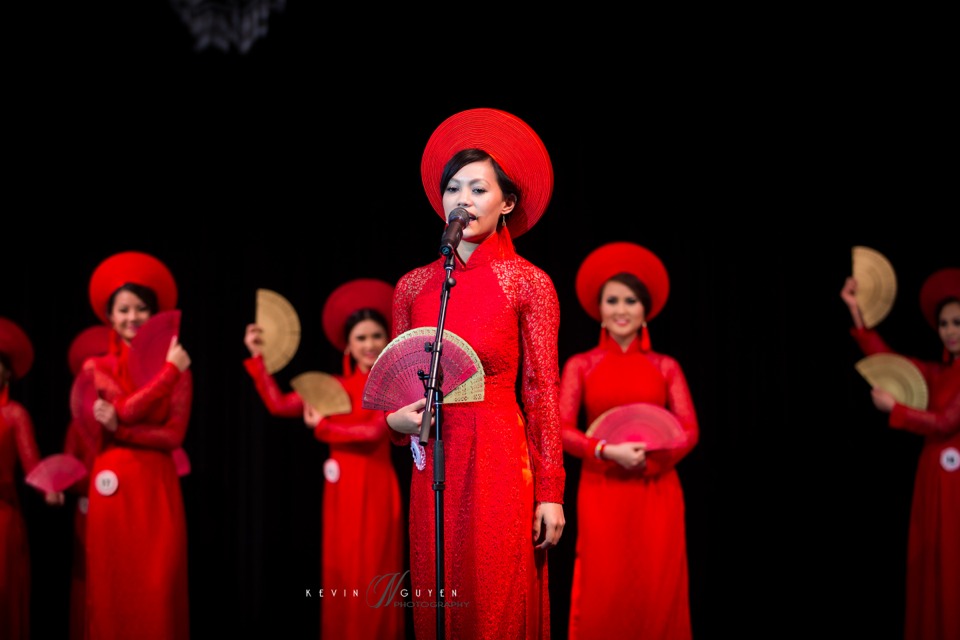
[559,242,699,640]
[82,250,192,640]
[841,268,960,640]
[243,277,405,640]
[386,107,566,640]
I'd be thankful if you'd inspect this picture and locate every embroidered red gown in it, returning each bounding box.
[83,336,192,640]
[243,355,406,639]
[851,328,960,640]
[390,228,566,640]
[0,388,41,640]
[559,335,699,640]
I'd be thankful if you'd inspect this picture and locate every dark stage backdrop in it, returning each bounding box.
[5,5,953,639]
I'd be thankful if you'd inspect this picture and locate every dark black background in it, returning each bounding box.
[4,4,954,638]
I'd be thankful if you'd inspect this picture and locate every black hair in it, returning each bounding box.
[106,283,159,317]
[343,308,390,346]
[937,296,960,322]
[599,272,653,317]
[0,352,11,385]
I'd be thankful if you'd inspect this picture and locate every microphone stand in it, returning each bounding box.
[418,250,457,640]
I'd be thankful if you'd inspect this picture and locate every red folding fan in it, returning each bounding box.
[25,454,88,493]
[362,327,484,411]
[128,310,182,388]
[585,402,688,451]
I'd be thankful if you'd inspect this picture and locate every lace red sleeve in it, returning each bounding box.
[850,327,894,355]
[243,355,304,418]
[559,353,603,460]
[643,355,699,476]
[62,420,94,493]
[890,389,960,437]
[115,362,179,422]
[385,271,419,448]
[6,401,41,475]
[314,410,390,444]
[516,264,565,504]
[849,329,960,437]
[112,365,192,451]
[62,420,83,458]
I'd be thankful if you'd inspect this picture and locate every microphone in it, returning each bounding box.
[439,208,470,257]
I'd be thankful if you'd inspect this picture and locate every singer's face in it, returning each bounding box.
[442,159,515,245]
[599,281,645,346]
[347,319,389,373]
[108,290,153,344]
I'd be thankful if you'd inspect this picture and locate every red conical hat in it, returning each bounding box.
[88,251,178,324]
[67,325,112,376]
[421,108,553,238]
[321,278,394,353]
[919,267,960,329]
[0,317,34,380]
[575,242,670,322]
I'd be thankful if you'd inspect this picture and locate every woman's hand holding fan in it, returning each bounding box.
[586,402,688,451]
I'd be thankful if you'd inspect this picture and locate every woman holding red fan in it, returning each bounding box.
[559,242,699,640]
[81,250,193,640]
[385,107,566,640]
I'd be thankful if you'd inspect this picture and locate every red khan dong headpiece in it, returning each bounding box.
[88,251,178,324]
[575,241,670,352]
[67,325,112,376]
[919,267,960,329]
[421,107,554,239]
[0,317,34,380]
[322,278,395,354]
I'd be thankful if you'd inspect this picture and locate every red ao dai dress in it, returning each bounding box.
[850,327,960,640]
[0,388,41,640]
[83,337,192,640]
[243,355,406,640]
[559,335,699,640]
[390,229,566,640]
